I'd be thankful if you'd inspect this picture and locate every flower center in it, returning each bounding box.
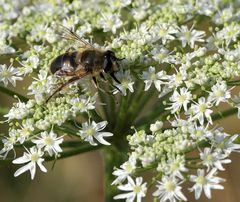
[184,31,191,41]
[86,128,95,136]
[157,53,166,60]
[0,69,10,78]
[178,95,186,103]
[165,181,175,192]
[31,153,39,162]
[159,28,167,37]
[206,154,213,161]
[175,73,182,82]
[196,176,206,185]
[215,90,224,97]
[124,163,134,173]
[199,104,207,112]
[171,162,179,171]
[76,102,84,110]
[133,185,141,194]
[44,137,54,145]
[196,130,203,137]
[150,73,157,80]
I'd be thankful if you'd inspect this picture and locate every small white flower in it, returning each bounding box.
[12,147,47,180]
[28,70,55,103]
[150,120,163,133]
[200,148,231,171]
[166,87,192,113]
[140,66,168,91]
[212,132,240,154]
[151,46,175,64]
[17,119,34,144]
[113,70,134,96]
[76,22,92,37]
[151,22,178,44]
[114,176,147,202]
[131,0,150,21]
[212,7,233,25]
[78,121,113,146]
[216,23,240,46]
[188,97,213,125]
[189,169,225,199]
[208,81,231,106]
[0,129,17,159]
[70,95,96,115]
[112,156,136,185]
[107,0,132,10]
[4,99,29,121]
[0,64,22,86]
[18,55,39,76]
[32,130,63,156]
[176,25,205,48]
[99,13,123,34]
[45,27,57,43]
[188,124,211,141]
[153,176,187,202]
[166,156,188,179]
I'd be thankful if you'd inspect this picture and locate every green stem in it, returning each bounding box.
[102,147,126,202]
[211,108,238,121]
[0,85,28,102]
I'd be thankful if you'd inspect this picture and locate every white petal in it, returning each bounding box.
[30,163,36,180]
[37,159,47,173]
[14,163,31,177]
[12,155,30,164]
[144,80,152,91]
[95,135,111,145]
[96,121,107,131]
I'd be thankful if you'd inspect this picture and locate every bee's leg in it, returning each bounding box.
[46,76,79,103]
[110,72,121,84]
[92,76,108,94]
[92,76,98,88]
[100,72,107,83]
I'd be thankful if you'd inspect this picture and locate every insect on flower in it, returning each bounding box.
[46,26,124,102]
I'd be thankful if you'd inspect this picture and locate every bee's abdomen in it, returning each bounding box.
[50,52,78,74]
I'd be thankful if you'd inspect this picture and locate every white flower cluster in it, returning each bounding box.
[112,119,240,201]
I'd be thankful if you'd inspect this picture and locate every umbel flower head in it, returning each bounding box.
[0,0,240,201]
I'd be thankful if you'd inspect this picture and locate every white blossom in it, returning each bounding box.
[0,64,22,86]
[114,176,147,202]
[166,87,192,113]
[176,25,205,48]
[112,156,136,185]
[188,97,213,125]
[32,130,63,156]
[189,169,225,199]
[78,121,113,146]
[208,81,231,106]
[140,66,168,92]
[153,176,187,202]
[12,147,47,180]
[98,13,123,34]
[113,70,134,96]
[200,148,231,171]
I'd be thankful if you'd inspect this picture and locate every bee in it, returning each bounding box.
[46,26,124,102]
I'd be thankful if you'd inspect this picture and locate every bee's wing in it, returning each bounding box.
[59,25,93,48]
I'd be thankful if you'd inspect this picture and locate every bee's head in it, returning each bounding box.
[103,50,124,73]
